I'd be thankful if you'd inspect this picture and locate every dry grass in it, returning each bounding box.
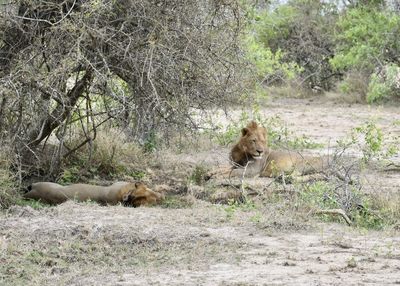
[0,202,249,285]
[265,84,312,99]
[0,148,19,209]
[57,128,156,183]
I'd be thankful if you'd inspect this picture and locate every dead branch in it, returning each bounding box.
[314,209,352,226]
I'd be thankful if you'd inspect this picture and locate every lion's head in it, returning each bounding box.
[121,182,164,207]
[231,121,268,165]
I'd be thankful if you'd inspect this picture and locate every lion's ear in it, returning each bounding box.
[135,182,142,188]
[248,121,258,129]
[242,127,249,136]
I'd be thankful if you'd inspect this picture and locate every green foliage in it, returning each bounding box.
[160,196,192,209]
[244,30,301,81]
[350,120,398,162]
[15,199,50,209]
[366,74,392,103]
[366,64,400,103]
[190,165,208,185]
[143,131,159,153]
[245,0,337,89]
[243,3,302,83]
[353,120,383,160]
[128,170,147,180]
[299,181,395,229]
[331,7,400,71]
[300,181,340,210]
[57,166,81,184]
[223,198,257,220]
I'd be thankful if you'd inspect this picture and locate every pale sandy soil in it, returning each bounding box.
[1,98,400,285]
[1,202,400,286]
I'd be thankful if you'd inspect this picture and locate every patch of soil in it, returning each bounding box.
[1,202,400,285]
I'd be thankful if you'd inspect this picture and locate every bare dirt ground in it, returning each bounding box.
[1,98,400,285]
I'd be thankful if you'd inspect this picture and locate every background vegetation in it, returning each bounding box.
[246,0,400,100]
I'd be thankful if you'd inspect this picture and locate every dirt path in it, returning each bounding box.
[1,98,400,285]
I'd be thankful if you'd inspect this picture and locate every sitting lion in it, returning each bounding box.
[23,181,164,207]
[209,121,327,179]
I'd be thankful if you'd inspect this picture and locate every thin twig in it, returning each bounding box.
[314,209,352,226]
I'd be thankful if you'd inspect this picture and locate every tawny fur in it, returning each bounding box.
[211,121,327,178]
[24,181,164,207]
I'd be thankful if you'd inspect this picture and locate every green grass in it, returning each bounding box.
[160,195,193,209]
[15,199,50,209]
[297,180,400,230]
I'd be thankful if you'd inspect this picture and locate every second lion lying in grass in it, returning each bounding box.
[208,121,328,179]
[24,181,164,207]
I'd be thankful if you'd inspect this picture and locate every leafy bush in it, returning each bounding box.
[366,64,400,103]
[243,6,302,83]
[247,0,338,89]
[331,7,400,72]
[331,6,400,101]
[351,120,398,162]
[300,181,398,229]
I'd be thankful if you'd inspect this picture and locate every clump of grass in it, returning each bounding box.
[160,196,193,209]
[15,199,50,210]
[59,128,152,182]
[0,149,19,209]
[190,165,208,185]
[222,197,257,220]
[298,180,400,230]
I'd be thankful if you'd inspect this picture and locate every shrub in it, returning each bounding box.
[366,64,400,103]
[331,6,400,101]
[247,0,338,90]
[331,7,400,72]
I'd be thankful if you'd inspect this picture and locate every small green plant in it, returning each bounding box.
[16,198,50,209]
[347,257,357,268]
[223,197,257,220]
[249,212,263,223]
[160,196,192,209]
[144,131,158,153]
[351,120,398,162]
[190,165,208,185]
[57,166,81,184]
[299,180,398,230]
[300,181,340,211]
[129,170,147,180]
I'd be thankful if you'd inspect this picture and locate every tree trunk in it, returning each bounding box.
[25,69,93,149]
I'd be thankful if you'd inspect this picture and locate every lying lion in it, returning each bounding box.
[209,121,327,179]
[23,181,164,207]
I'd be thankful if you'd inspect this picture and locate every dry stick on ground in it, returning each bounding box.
[217,160,251,202]
[313,209,352,226]
[238,161,250,196]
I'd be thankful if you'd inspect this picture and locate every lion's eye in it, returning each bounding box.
[252,139,256,143]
